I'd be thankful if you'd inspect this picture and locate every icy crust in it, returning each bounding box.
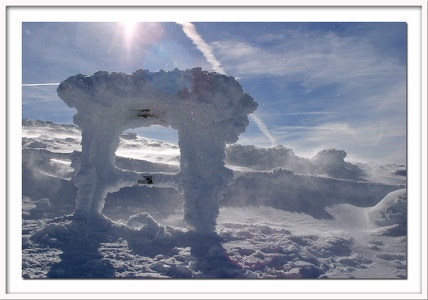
[57,68,257,141]
[57,68,257,232]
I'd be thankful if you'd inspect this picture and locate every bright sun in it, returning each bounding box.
[122,22,137,39]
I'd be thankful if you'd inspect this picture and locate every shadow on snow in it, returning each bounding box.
[30,215,242,279]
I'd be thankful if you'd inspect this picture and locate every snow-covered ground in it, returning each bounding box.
[22,119,407,279]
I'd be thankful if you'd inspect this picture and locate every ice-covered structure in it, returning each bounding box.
[57,68,257,232]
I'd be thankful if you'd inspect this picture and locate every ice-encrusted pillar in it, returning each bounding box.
[72,113,123,217]
[178,124,233,232]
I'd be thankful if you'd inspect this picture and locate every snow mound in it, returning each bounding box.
[225,144,315,173]
[226,145,367,181]
[311,149,366,180]
[126,212,170,239]
[368,188,407,236]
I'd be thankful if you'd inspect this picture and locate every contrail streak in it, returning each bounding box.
[22,83,60,86]
[249,114,277,146]
[178,22,276,147]
[177,22,226,74]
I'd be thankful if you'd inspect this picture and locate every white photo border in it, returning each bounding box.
[2,1,427,299]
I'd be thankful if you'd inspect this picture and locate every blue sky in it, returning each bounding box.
[22,22,406,164]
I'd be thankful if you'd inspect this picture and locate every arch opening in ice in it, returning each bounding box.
[57,68,257,233]
[116,126,180,168]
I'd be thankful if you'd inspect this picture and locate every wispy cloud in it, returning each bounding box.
[211,30,405,93]
[270,120,406,164]
[210,26,406,163]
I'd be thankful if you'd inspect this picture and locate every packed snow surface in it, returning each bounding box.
[22,119,407,279]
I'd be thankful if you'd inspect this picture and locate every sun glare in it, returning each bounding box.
[122,22,137,38]
[116,22,164,61]
[119,22,139,53]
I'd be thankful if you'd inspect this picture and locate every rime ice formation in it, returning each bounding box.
[57,68,257,232]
